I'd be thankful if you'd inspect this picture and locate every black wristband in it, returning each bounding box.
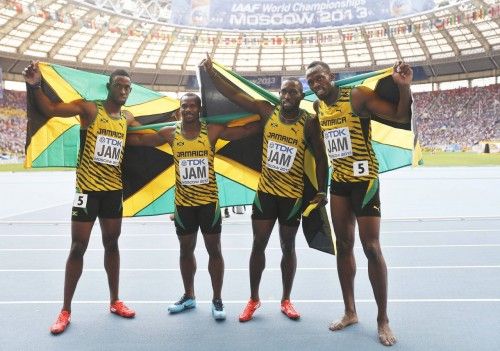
[27,81,41,89]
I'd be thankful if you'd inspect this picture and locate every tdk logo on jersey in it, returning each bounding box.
[268,141,294,154]
[181,159,207,166]
[324,129,347,138]
[270,122,278,128]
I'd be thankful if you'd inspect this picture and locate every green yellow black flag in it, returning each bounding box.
[24,62,180,217]
[198,61,335,254]
[25,62,420,256]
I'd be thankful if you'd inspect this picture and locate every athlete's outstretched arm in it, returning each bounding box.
[208,121,263,145]
[200,54,273,120]
[351,61,413,124]
[126,126,175,147]
[22,61,95,125]
[305,115,328,206]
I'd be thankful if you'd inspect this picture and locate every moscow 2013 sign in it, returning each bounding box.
[170,0,438,30]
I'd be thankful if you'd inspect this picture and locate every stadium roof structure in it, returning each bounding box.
[0,0,499,90]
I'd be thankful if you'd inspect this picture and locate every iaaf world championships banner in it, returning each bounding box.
[170,0,438,30]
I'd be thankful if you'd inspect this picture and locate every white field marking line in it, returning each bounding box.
[1,298,500,305]
[1,215,499,224]
[0,229,498,238]
[3,244,500,252]
[2,265,500,272]
[0,201,71,220]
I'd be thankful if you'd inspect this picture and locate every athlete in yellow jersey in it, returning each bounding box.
[202,54,328,322]
[306,61,413,346]
[23,61,140,335]
[127,93,260,320]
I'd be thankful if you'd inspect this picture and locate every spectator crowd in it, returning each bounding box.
[414,84,499,150]
[0,90,27,158]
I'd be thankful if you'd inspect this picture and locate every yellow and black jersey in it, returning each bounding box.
[76,101,127,191]
[258,107,309,198]
[172,121,218,206]
[318,87,378,182]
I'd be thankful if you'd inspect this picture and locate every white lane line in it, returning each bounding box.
[1,215,499,224]
[1,298,500,305]
[1,265,500,272]
[0,229,498,237]
[2,244,500,251]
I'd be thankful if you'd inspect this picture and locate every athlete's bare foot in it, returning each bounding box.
[328,313,358,331]
[378,322,397,346]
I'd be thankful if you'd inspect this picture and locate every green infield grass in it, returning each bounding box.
[0,163,73,172]
[421,151,500,166]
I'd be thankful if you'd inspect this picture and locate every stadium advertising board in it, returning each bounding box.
[188,74,281,90]
[170,0,437,30]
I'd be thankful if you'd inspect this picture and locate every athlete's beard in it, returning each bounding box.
[281,102,300,116]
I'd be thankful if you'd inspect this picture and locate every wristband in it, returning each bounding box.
[27,81,41,89]
[316,192,327,197]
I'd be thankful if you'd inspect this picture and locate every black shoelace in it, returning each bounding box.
[213,299,224,311]
[176,294,193,305]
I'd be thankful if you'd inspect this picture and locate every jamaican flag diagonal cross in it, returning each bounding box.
[198,61,422,255]
[303,68,423,172]
[25,62,421,256]
[198,61,334,254]
[24,62,180,218]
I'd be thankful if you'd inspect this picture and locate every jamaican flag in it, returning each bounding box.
[25,62,420,255]
[303,68,422,171]
[198,62,422,255]
[198,61,334,254]
[25,62,179,168]
[24,62,180,218]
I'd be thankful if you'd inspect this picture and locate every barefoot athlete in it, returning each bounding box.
[306,60,413,346]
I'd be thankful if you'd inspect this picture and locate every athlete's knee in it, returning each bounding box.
[103,240,119,253]
[179,239,196,258]
[69,241,87,259]
[205,241,222,258]
[280,239,296,256]
[361,240,383,261]
[336,236,355,254]
[252,236,270,253]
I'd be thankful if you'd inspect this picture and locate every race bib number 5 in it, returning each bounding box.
[353,160,369,177]
[324,127,353,160]
[179,158,209,185]
[73,193,88,208]
[266,141,297,173]
[94,134,123,166]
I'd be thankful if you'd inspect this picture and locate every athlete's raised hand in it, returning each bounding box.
[200,52,215,76]
[22,60,42,86]
[392,61,413,86]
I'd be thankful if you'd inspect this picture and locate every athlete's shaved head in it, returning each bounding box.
[282,77,304,93]
[181,92,202,107]
[306,61,331,73]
